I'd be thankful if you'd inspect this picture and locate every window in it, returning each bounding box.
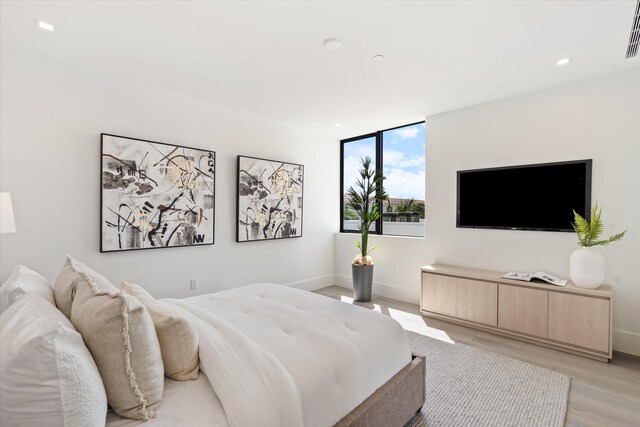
[341,134,378,233]
[340,122,425,237]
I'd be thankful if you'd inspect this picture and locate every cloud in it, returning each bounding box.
[343,156,365,192]
[344,143,375,160]
[384,167,425,200]
[393,126,420,140]
[383,149,425,169]
[344,149,425,200]
[342,141,377,192]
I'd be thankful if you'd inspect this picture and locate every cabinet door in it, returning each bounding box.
[422,273,456,317]
[548,292,610,353]
[498,285,548,338]
[456,278,497,326]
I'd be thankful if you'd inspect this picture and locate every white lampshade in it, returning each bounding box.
[0,192,16,234]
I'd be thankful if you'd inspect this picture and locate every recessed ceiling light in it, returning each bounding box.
[373,54,384,62]
[37,20,55,31]
[556,57,570,66]
[323,38,341,50]
[335,123,342,127]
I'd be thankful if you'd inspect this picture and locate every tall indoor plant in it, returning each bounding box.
[570,202,626,289]
[346,156,388,302]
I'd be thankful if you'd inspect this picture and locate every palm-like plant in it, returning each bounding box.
[346,157,388,265]
[572,202,626,247]
[396,199,416,213]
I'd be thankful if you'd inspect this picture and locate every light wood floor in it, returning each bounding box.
[314,286,640,427]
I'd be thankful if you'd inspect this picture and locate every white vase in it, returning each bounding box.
[570,247,605,289]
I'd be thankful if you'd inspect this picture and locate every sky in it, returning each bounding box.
[343,123,425,201]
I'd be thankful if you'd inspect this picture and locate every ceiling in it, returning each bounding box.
[1,1,639,139]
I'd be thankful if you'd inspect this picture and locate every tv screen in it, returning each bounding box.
[456,160,592,232]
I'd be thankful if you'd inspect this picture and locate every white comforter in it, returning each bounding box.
[166,284,411,427]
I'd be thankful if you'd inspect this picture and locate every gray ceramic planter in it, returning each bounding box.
[352,264,374,302]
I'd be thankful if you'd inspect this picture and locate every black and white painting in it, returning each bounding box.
[236,155,304,242]
[101,134,215,252]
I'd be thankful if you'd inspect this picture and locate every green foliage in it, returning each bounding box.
[396,199,416,213]
[346,157,388,259]
[343,207,359,220]
[414,202,426,219]
[572,202,626,247]
[386,200,394,213]
[395,199,426,219]
[396,199,424,219]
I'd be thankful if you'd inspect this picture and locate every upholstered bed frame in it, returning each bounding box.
[335,355,425,427]
[2,259,426,426]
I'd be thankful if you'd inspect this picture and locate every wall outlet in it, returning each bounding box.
[190,278,199,290]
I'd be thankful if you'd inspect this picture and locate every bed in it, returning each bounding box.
[106,359,425,427]
[107,284,425,426]
[1,261,425,427]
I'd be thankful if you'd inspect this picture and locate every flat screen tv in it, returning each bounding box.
[456,159,592,232]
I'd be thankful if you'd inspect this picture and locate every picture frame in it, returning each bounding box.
[101,133,215,252]
[236,155,304,242]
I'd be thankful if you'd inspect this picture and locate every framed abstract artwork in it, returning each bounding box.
[236,155,304,242]
[101,133,215,252]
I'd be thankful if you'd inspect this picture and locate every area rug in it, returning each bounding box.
[405,331,570,427]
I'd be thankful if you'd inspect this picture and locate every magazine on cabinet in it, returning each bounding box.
[501,271,567,287]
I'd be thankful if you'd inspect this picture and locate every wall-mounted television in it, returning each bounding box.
[456,159,592,232]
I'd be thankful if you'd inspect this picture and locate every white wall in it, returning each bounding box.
[2,48,638,355]
[336,68,640,355]
[0,49,339,298]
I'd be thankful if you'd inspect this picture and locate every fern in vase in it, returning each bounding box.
[570,202,626,289]
[572,202,626,247]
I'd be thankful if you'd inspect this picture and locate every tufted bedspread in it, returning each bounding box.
[167,283,412,427]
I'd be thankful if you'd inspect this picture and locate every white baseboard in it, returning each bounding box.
[286,274,334,292]
[613,329,640,356]
[333,274,352,291]
[333,274,420,304]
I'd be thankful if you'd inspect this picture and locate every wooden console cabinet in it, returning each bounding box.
[421,264,613,362]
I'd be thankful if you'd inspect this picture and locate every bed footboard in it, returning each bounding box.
[334,354,425,427]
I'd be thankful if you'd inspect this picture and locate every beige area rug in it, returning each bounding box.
[405,331,570,427]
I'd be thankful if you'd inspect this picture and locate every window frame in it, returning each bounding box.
[340,132,381,234]
[340,120,425,236]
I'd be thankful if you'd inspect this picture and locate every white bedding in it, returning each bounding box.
[167,297,305,426]
[108,284,411,427]
[106,374,228,427]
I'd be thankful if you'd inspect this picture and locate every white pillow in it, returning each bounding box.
[122,281,200,381]
[54,255,115,319]
[0,293,108,427]
[66,257,165,420]
[0,264,54,314]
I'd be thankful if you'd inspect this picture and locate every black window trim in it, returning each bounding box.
[340,120,425,236]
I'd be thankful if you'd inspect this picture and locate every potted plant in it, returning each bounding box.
[570,202,626,289]
[345,157,388,302]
